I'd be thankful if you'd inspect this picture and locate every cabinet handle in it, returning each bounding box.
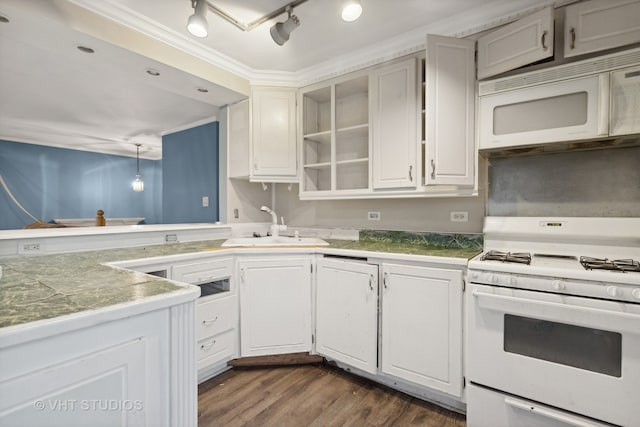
[240,268,245,283]
[200,340,216,351]
[369,274,374,291]
[383,272,388,289]
[569,27,576,49]
[202,316,218,326]
[430,159,436,179]
[541,31,548,51]
[409,165,413,181]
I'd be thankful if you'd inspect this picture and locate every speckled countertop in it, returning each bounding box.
[0,231,481,329]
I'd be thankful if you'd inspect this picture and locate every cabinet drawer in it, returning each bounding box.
[173,257,233,285]
[196,295,237,340]
[196,330,236,369]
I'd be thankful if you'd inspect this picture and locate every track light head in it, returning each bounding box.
[270,7,300,46]
[341,0,362,22]
[187,0,209,38]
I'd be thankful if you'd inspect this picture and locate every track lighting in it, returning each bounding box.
[341,0,362,22]
[270,6,300,46]
[187,0,209,38]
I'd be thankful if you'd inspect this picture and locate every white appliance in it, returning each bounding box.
[466,217,640,427]
[479,47,640,151]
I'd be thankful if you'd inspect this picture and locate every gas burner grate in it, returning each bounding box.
[481,250,531,265]
[580,256,640,273]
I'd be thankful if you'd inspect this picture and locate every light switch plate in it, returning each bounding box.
[202,196,209,207]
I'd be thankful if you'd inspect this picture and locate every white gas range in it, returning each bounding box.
[466,217,640,427]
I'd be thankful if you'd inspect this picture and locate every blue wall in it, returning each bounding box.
[162,122,219,223]
[0,140,162,230]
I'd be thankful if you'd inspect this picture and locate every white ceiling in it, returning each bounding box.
[0,0,564,159]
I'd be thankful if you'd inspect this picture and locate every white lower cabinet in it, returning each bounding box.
[315,258,378,374]
[314,256,465,400]
[380,263,464,397]
[238,256,312,357]
[172,256,238,380]
[0,303,197,427]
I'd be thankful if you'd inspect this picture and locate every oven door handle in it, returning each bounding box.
[504,396,608,427]
[473,291,640,335]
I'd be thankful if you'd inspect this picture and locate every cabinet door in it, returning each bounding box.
[477,7,554,80]
[239,257,311,357]
[250,87,298,182]
[564,0,640,58]
[425,35,475,187]
[315,258,378,374]
[371,58,418,190]
[381,263,463,397]
[228,100,250,178]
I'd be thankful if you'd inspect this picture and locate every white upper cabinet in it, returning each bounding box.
[424,35,475,187]
[477,7,554,80]
[371,58,418,190]
[250,87,298,182]
[564,0,640,58]
[227,100,250,179]
[300,73,371,196]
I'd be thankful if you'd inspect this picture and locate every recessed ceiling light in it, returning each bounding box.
[0,14,9,23]
[197,87,209,93]
[146,68,160,76]
[76,45,95,54]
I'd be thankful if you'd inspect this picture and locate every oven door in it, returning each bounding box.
[467,283,640,426]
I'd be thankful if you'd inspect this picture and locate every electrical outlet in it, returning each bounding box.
[450,211,469,222]
[18,241,43,254]
[368,212,381,221]
[202,196,209,207]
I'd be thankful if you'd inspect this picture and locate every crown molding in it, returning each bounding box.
[68,0,573,90]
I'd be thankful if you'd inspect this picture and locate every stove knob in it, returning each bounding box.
[509,276,518,286]
[632,289,640,300]
[470,272,479,280]
[489,274,497,283]
[606,286,619,298]
[552,280,565,291]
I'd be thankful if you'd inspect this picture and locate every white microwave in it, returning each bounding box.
[478,48,640,151]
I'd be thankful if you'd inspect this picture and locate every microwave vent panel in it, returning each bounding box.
[479,48,640,96]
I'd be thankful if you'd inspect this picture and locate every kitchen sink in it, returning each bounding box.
[221,236,329,247]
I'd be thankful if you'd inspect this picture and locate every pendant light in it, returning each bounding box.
[132,144,144,192]
[341,0,362,22]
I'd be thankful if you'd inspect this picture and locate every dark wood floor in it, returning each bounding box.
[198,364,466,427]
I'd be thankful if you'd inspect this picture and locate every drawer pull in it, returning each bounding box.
[202,316,219,326]
[201,340,216,351]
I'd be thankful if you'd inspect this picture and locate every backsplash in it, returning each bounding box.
[488,146,640,217]
[359,229,483,250]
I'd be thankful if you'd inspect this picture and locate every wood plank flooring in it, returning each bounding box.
[198,364,466,427]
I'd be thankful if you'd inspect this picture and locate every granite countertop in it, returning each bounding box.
[0,231,482,329]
